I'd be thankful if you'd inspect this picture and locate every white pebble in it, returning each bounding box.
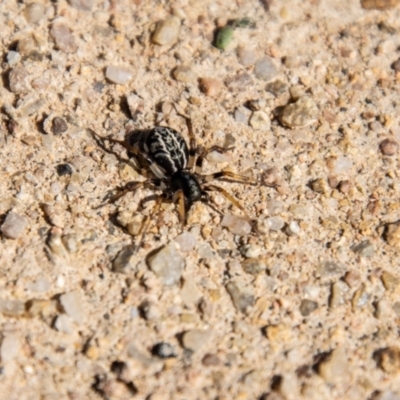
[50,22,78,53]
[54,314,74,334]
[1,335,20,363]
[27,277,50,293]
[59,290,86,324]
[182,329,212,352]
[240,244,263,258]
[327,156,353,175]
[147,242,185,286]
[174,232,197,252]
[286,221,301,236]
[152,16,181,46]
[1,212,29,239]
[249,110,271,130]
[106,65,133,85]
[7,51,21,67]
[267,216,285,231]
[221,214,252,236]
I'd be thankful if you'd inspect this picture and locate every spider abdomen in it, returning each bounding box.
[140,127,189,177]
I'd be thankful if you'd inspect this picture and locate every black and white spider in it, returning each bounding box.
[92,111,264,250]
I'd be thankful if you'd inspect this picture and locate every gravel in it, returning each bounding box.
[147,242,185,286]
[105,65,133,85]
[1,1,400,399]
[1,212,29,239]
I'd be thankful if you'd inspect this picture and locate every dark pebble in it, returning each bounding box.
[151,342,177,359]
[202,353,220,366]
[110,360,127,376]
[392,58,400,72]
[300,299,318,316]
[51,117,68,134]
[56,163,73,176]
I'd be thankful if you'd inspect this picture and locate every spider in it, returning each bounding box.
[92,110,266,250]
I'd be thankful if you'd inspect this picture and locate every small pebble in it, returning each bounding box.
[352,284,370,310]
[173,66,196,83]
[344,270,361,288]
[152,343,177,359]
[50,22,78,53]
[311,178,329,194]
[285,221,300,236]
[59,290,86,324]
[380,138,398,156]
[326,156,353,175]
[237,46,257,66]
[214,25,234,50]
[68,0,93,11]
[384,221,400,249]
[254,57,278,82]
[299,300,318,316]
[174,231,197,252]
[54,314,74,334]
[139,300,160,321]
[113,245,137,273]
[330,281,349,308]
[381,271,400,292]
[226,281,255,313]
[17,36,37,57]
[199,77,223,97]
[52,117,68,134]
[182,329,212,352]
[361,0,399,10]
[225,73,253,91]
[202,353,220,366]
[234,108,248,124]
[280,96,319,128]
[57,163,73,176]
[106,65,133,85]
[28,277,50,293]
[265,216,285,231]
[147,242,185,286]
[8,67,30,93]
[152,16,181,46]
[0,299,25,317]
[1,212,29,239]
[0,335,21,363]
[240,244,262,258]
[265,80,288,96]
[392,58,400,72]
[241,258,267,275]
[375,347,400,373]
[249,111,271,130]
[221,214,252,236]
[24,2,45,23]
[318,347,348,384]
[180,278,201,304]
[338,180,351,193]
[351,240,375,257]
[7,51,21,66]
[247,98,267,111]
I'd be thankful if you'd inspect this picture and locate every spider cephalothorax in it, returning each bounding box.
[92,110,261,250]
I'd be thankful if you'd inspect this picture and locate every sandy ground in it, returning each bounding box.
[1,0,400,399]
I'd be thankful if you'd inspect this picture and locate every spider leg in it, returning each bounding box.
[195,145,234,174]
[172,189,186,229]
[134,195,164,252]
[203,184,250,220]
[200,170,258,186]
[95,178,161,208]
[171,105,197,169]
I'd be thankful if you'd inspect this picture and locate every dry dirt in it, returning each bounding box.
[1,0,400,399]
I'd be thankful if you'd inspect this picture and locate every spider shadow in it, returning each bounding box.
[89,127,151,176]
